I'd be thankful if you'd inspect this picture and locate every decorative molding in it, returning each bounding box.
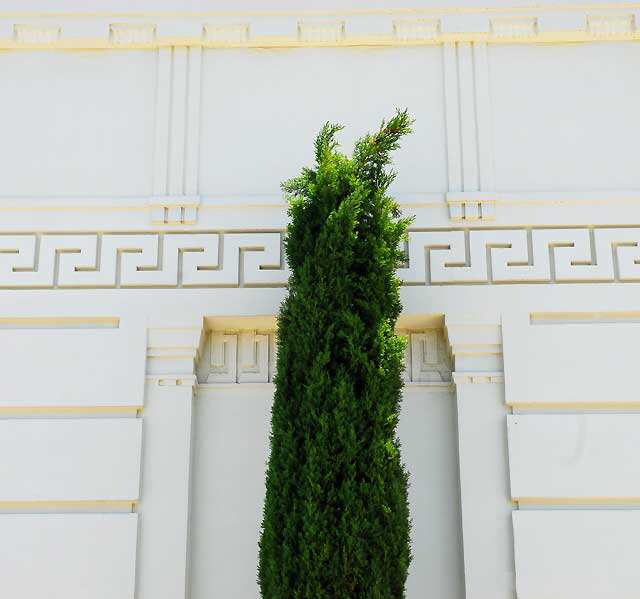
[392,18,441,41]
[452,371,504,384]
[3,227,640,288]
[150,196,201,225]
[13,24,61,44]
[151,45,203,224]
[146,326,203,381]
[530,311,640,324]
[146,375,198,387]
[297,20,345,43]
[109,23,156,45]
[203,330,276,383]
[201,329,450,385]
[586,13,636,37]
[398,329,453,383]
[446,193,496,221]
[202,22,250,43]
[489,16,538,39]
[400,227,640,285]
[4,7,640,48]
[443,40,493,198]
[0,405,142,414]
[446,321,504,376]
[0,232,286,288]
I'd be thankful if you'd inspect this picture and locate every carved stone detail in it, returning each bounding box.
[398,329,452,383]
[13,25,61,44]
[203,22,250,43]
[297,20,345,43]
[392,18,441,41]
[203,331,276,384]
[1,228,640,288]
[109,23,157,45]
[587,14,635,37]
[489,17,538,39]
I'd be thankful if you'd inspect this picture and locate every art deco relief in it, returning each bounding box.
[0,227,639,288]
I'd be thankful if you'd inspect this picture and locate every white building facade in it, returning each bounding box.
[1,5,639,598]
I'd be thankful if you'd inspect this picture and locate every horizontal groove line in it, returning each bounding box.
[1,3,640,18]
[0,316,119,328]
[507,402,640,408]
[0,406,142,414]
[531,311,640,324]
[0,500,137,508]
[2,30,640,49]
[515,497,640,504]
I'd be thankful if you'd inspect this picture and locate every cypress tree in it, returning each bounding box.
[259,110,414,599]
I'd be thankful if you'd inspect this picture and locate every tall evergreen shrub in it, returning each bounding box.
[259,110,414,599]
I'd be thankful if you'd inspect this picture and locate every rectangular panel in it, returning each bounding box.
[490,43,640,191]
[508,414,640,499]
[190,386,272,599]
[0,419,141,501]
[399,386,464,599]
[0,51,155,196]
[200,47,447,200]
[513,511,640,599]
[0,513,137,599]
[503,317,640,406]
[0,326,145,407]
[190,385,464,599]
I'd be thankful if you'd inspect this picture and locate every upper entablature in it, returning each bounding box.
[1,4,640,48]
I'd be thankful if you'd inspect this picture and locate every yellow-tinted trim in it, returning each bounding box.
[0,500,138,508]
[508,402,640,408]
[0,316,119,328]
[531,311,640,323]
[515,497,640,504]
[0,406,142,414]
[2,30,640,49]
[1,4,640,18]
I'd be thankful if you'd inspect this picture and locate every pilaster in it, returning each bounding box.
[446,318,514,599]
[135,318,203,599]
[150,45,202,225]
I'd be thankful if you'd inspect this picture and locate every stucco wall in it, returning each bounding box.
[0,5,639,598]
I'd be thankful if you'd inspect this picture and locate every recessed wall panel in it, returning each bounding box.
[190,385,463,599]
[490,43,640,191]
[399,386,464,599]
[508,414,640,499]
[513,511,640,599]
[0,51,155,197]
[503,319,639,406]
[190,386,272,599]
[0,327,145,407]
[200,47,447,200]
[0,419,142,501]
[0,513,137,599]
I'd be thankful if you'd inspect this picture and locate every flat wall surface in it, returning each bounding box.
[0,513,138,599]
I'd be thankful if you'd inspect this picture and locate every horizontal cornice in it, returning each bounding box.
[1,4,640,48]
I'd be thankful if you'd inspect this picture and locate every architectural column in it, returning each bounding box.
[135,317,204,599]
[446,319,514,599]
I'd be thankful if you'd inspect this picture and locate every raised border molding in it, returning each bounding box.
[2,6,640,48]
[1,226,640,288]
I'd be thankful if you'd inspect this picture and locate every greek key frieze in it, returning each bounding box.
[0,228,638,288]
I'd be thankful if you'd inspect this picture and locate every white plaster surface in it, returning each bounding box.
[0,418,142,501]
[508,414,640,499]
[0,326,146,407]
[0,513,138,599]
[513,510,640,599]
[0,6,638,598]
[503,319,640,406]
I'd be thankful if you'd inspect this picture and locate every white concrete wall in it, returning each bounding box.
[1,4,639,599]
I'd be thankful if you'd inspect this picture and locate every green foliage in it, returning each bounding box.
[259,110,414,599]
